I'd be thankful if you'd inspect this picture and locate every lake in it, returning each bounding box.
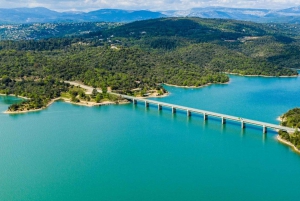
[0,75,300,201]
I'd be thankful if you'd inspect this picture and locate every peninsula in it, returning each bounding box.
[1,80,168,114]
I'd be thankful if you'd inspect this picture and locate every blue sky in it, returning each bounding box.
[0,0,299,11]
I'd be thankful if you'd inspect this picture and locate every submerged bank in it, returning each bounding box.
[277,135,300,154]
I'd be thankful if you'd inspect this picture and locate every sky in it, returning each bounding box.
[0,0,299,12]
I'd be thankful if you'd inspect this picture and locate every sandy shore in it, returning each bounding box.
[3,97,61,114]
[61,98,116,107]
[4,108,45,114]
[3,97,130,114]
[5,97,61,114]
[277,135,300,154]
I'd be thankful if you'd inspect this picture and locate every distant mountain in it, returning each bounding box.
[190,7,269,20]
[163,6,300,23]
[1,6,300,24]
[0,7,61,23]
[0,7,165,24]
[277,6,300,14]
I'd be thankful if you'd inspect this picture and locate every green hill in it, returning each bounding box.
[99,18,299,75]
[0,17,299,111]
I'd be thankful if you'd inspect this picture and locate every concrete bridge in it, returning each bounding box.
[111,93,295,134]
[64,81,295,134]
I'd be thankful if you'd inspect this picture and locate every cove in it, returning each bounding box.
[0,74,300,201]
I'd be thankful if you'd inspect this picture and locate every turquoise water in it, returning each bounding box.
[0,75,300,201]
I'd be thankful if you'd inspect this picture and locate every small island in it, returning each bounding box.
[278,108,300,153]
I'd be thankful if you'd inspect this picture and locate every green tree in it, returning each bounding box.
[92,88,98,98]
[95,94,101,103]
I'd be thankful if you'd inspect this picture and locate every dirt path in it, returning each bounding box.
[64,81,102,94]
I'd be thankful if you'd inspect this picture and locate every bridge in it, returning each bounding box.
[63,82,294,134]
[111,93,295,134]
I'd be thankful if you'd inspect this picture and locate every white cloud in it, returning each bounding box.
[0,0,299,11]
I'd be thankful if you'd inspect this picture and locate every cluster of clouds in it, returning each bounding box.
[1,0,299,11]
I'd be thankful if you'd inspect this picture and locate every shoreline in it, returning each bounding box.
[225,72,299,78]
[2,96,130,114]
[60,98,117,107]
[3,97,61,114]
[162,72,298,89]
[0,93,30,100]
[276,116,283,122]
[277,135,300,154]
[276,115,300,154]
[163,82,229,89]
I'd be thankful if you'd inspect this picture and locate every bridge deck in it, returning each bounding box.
[111,93,295,133]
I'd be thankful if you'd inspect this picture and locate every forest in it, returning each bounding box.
[0,76,69,111]
[280,108,300,128]
[0,17,299,111]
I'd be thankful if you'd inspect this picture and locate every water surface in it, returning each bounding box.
[0,75,300,201]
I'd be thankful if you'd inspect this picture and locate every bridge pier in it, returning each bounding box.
[241,121,245,129]
[187,110,191,117]
[263,125,267,134]
[203,113,207,121]
[115,94,293,134]
[221,117,226,124]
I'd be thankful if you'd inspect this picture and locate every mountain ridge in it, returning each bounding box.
[0,7,165,23]
[1,6,300,24]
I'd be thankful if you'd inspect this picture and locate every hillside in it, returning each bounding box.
[0,22,119,40]
[0,17,299,111]
[100,18,300,71]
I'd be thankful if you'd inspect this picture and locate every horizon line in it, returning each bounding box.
[0,5,299,13]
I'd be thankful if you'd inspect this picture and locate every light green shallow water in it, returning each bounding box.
[0,75,300,201]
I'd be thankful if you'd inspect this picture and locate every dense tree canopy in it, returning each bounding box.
[0,17,299,111]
